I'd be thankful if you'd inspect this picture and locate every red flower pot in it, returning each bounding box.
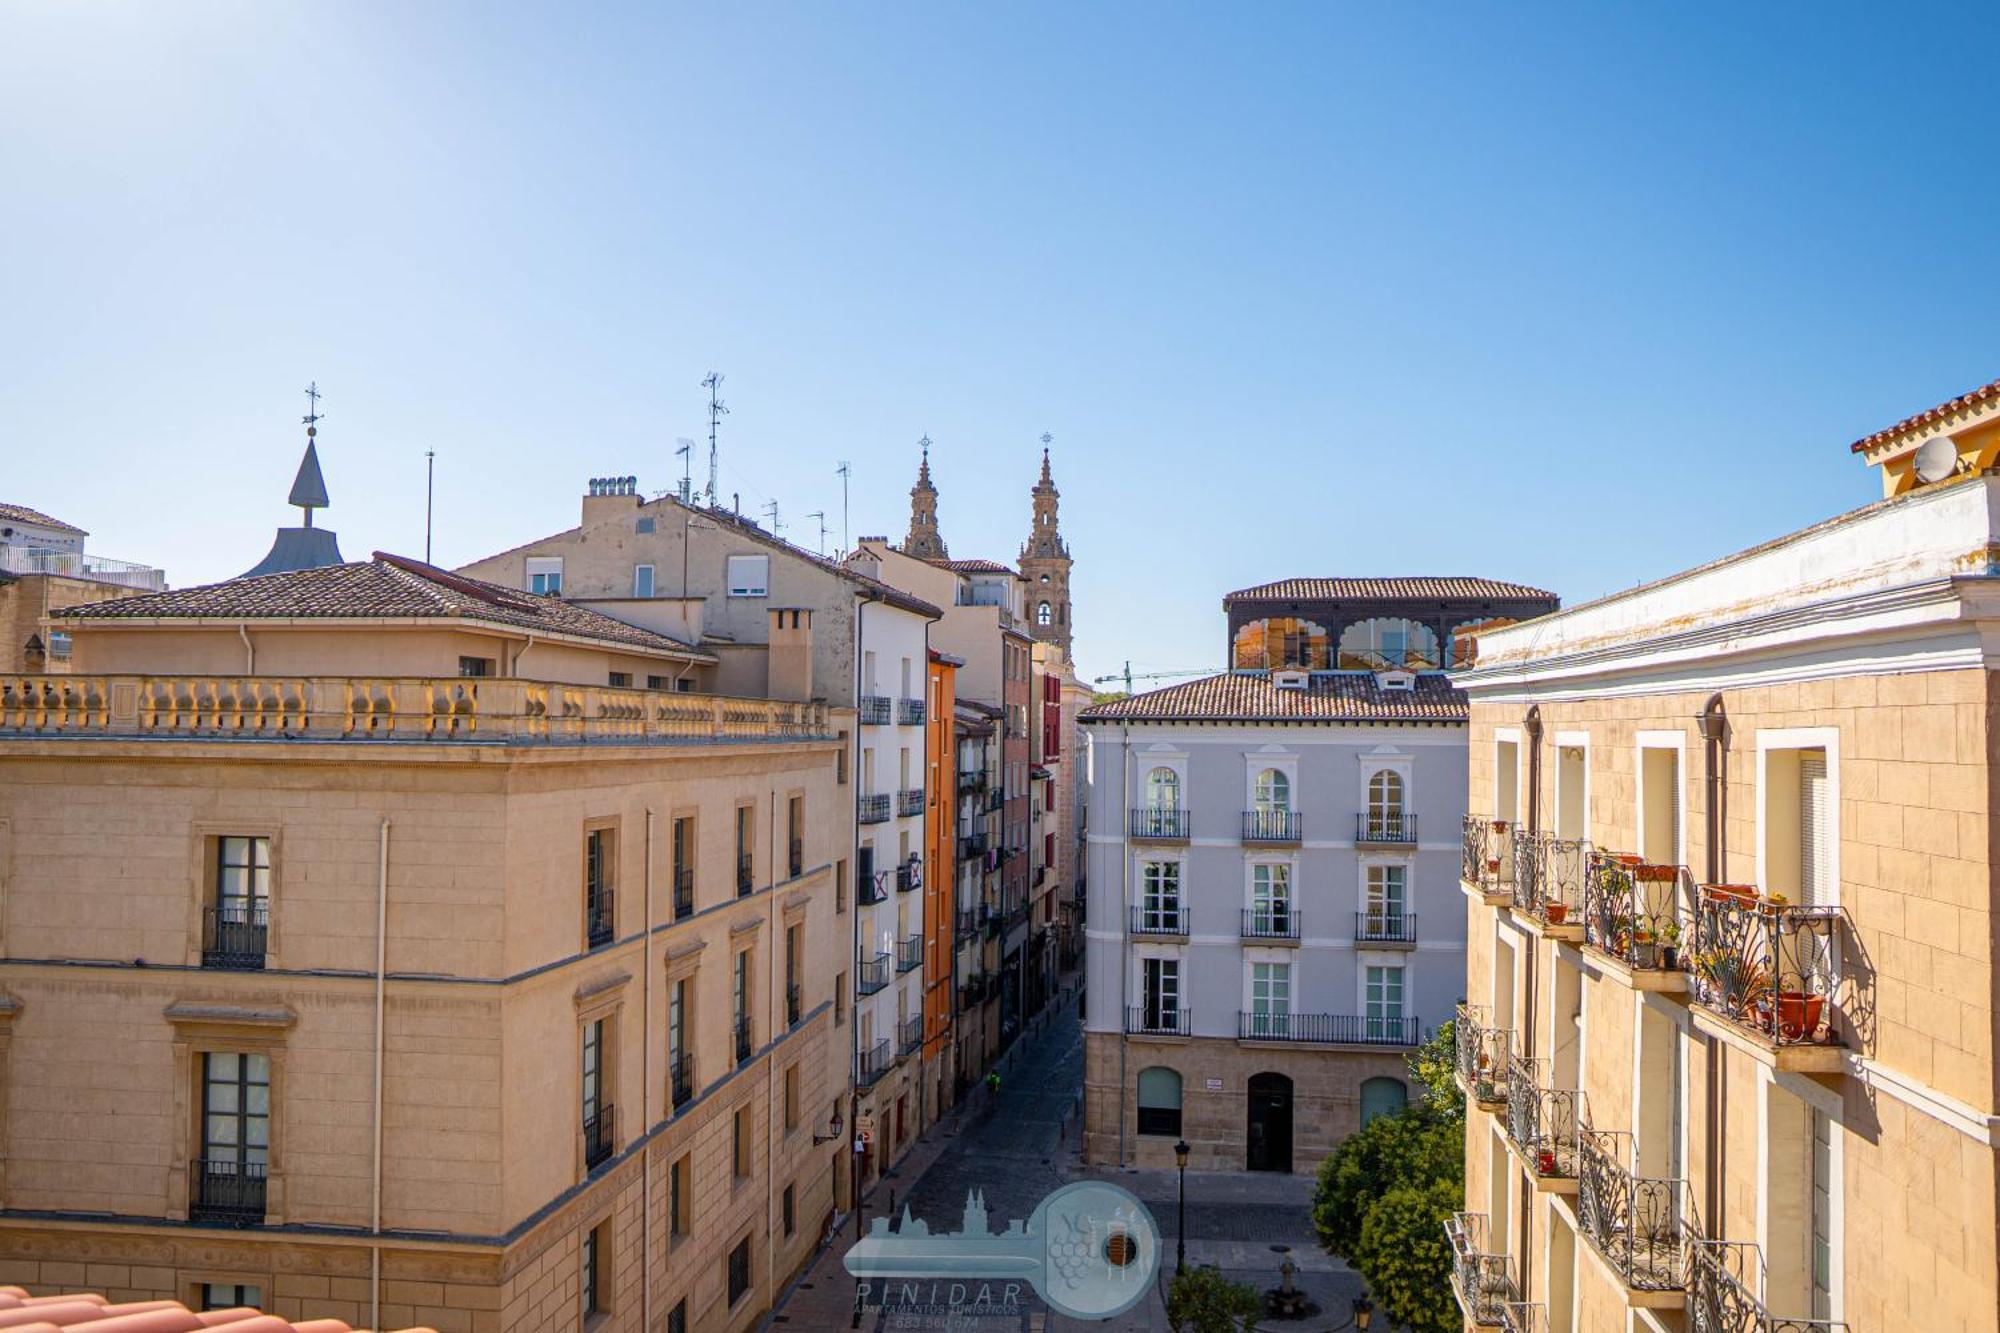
[1635,864,1677,883]
[1543,902,1568,925]
[1536,1149,1557,1175]
[1765,991,1826,1042]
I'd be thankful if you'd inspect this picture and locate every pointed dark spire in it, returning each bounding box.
[290,439,330,513]
[241,386,344,578]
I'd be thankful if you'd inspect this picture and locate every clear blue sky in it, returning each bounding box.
[5,4,1997,684]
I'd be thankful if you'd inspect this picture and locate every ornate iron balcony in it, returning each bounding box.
[1237,1012,1419,1045]
[897,934,923,973]
[898,698,926,726]
[858,695,892,725]
[1125,1005,1189,1037]
[859,793,892,824]
[1128,807,1188,840]
[586,888,615,950]
[1129,904,1186,936]
[1454,1003,1514,1107]
[1356,811,1416,843]
[1355,910,1416,944]
[1505,1055,1585,1181]
[1689,889,1847,1051]
[669,1052,696,1109]
[1240,906,1300,940]
[189,1158,267,1226]
[1512,832,1590,928]
[202,902,268,970]
[672,866,694,919]
[1445,1212,1517,1328]
[1577,1127,1697,1293]
[1241,808,1301,843]
[856,951,891,995]
[583,1104,616,1170]
[1584,851,1691,972]
[1687,1239,1849,1333]
[1462,814,1515,893]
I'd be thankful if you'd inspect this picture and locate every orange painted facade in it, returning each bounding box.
[922,652,957,1103]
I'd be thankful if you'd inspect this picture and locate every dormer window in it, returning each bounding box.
[1376,670,1415,692]
[1272,669,1309,691]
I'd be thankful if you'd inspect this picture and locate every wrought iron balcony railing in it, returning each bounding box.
[1128,807,1189,840]
[586,888,615,949]
[669,1051,696,1109]
[202,902,269,970]
[897,934,923,973]
[1445,1212,1517,1327]
[787,981,803,1028]
[788,838,803,879]
[859,1038,894,1087]
[1125,1005,1190,1037]
[859,793,892,824]
[1577,1128,1697,1292]
[1129,904,1187,936]
[1454,1003,1514,1106]
[1505,1054,1585,1180]
[672,866,694,919]
[583,1104,616,1170]
[1463,814,1514,892]
[735,1013,754,1065]
[1687,1239,1849,1333]
[1241,906,1300,940]
[898,697,926,726]
[1356,811,1416,843]
[957,770,984,794]
[189,1158,267,1225]
[1688,889,1846,1050]
[1500,1302,1547,1333]
[959,829,989,859]
[1237,1012,1420,1045]
[858,695,892,725]
[1242,808,1301,843]
[1584,851,1691,973]
[1511,832,1590,927]
[1355,910,1416,944]
[898,1014,923,1054]
[896,858,921,893]
[859,869,890,906]
[736,852,754,897]
[986,787,1006,812]
[898,788,926,818]
[856,951,891,995]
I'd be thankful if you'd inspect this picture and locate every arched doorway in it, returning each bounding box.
[1359,1076,1408,1128]
[1246,1072,1294,1172]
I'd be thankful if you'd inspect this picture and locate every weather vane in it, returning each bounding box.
[303,382,325,431]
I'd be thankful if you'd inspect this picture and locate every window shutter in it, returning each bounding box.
[1799,751,1829,905]
[1668,754,1682,865]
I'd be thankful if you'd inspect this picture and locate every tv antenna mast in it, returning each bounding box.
[762,499,782,536]
[675,438,696,504]
[806,510,827,556]
[701,372,727,505]
[835,461,851,555]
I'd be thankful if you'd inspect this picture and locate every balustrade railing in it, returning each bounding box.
[1355,910,1416,943]
[1455,1003,1514,1106]
[202,902,269,969]
[1129,903,1186,936]
[1463,815,1514,892]
[1577,1128,1697,1291]
[1129,807,1189,839]
[1687,1240,1849,1333]
[1689,889,1845,1049]
[1241,906,1300,940]
[1505,1054,1585,1179]
[1356,810,1416,843]
[1584,851,1691,973]
[1125,1005,1190,1037]
[1237,1012,1419,1045]
[1241,808,1301,842]
[189,1158,267,1225]
[1445,1212,1517,1327]
[0,675,830,743]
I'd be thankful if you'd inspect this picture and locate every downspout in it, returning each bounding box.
[1697,693,1728,1230]
[371,819,389,1331]
[1116,720,1131,1168]
[642,809,654,1332]
[766,784,778,1304]
[238,624,255,674]
[1519,705,1541,1300]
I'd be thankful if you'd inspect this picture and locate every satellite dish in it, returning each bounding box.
[1913,436,1958,485]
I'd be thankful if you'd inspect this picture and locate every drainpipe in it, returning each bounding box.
[237,625,255,674]
[642,809,654,1332]
[766,784,778,1305]
[1697,693,1728,1228]
[1518,705,1541,1297]
[372,819,389,1330]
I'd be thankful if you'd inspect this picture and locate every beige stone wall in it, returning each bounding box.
[0,575,142,672]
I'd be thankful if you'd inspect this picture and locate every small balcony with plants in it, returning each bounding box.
[1582,851,1691,988]
[1686,1239,1849,1332]
[1454,1002,1515,1112]
[1445,1211,1519,1329]
[1577,1127,1698,1302]
[1686,884,1848,1072]
[1510,831,1588,939]
[1504,1054,1585,1192]
[1461,814,1516,903]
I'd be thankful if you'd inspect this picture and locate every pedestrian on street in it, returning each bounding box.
[987,1070,1002,1095]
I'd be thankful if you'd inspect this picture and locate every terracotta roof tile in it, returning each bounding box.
[1223,577,1558,602]
[1080,671,1467,723]
[927,557,1017,576]
[1848,376,2000,453]
[0,1287,430,1331]
[57,553,713,660]
[0,502,85,536]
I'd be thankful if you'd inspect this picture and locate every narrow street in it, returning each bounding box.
[765,985,1369,1331]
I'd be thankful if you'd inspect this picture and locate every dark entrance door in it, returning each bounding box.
[1246,1072,1294,1172]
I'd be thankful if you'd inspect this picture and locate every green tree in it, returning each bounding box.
[1406,1017,1463,1120]
[1353,1177,1463,1333]
[1165,1265,1263,1333]
[1310,1107,1460,1258]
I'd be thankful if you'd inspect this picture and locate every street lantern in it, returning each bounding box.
[1173,1139,1191,1275]
[1353,1295,1374,1329]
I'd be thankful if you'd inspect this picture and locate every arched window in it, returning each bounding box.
[1447,616,1517,669]
[1145,767,1181,811]
[1232,618,1330,670]
[1137,1066,1182,1136]
[1366,770,1405,838]
[1254,768,1290,813]
[1359,1076,1407,1127]
[1338,618,1440,671]
[1037,601,1053,626]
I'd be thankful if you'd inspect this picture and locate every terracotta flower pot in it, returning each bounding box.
[1486,859,1501,875]
[1536,1149,1557,1175]
[1703,884,1757,907]
[1763,990,1826,1042]
[1635,864,1677,883]
[1543,902,1568,925]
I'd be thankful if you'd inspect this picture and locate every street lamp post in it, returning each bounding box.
[1173,1139,1190,1276]
[1352,1295,1373,1329]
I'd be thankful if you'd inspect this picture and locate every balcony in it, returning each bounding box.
[1511,832,1589,937]
[1461,814,1515,901]
[735,1014,754,1065]
[670,1051,697,1110]
[1500,1303,1547,1333]
[1354,909,1417,946]
[1687,1239,1849,1332]
[859,793,892,825]
[189,1158,267,1226]
[956,908,978,941]
[898,1014,923,1055]
[1355,811,1416,844]
[1582,852,1691,986]
[672,866,694,919]
[1454,1004,1515,1110]
[1240,906,1300,942]
[856,951,891,995]
[586,888,615,950]
[859,1038,894,1087]
[1236,1012,1420,1046]
[859,695,892,725]
[1241,808,1301,844]
[957,770,984,795]
[859,866,890,906]
[896,858,921,893]
[1687,888,1847,1071]
[1128,807,1188,841]
[960,829,989,859]
[787,982,803,1028]
[985,788,1005,812]
[788,838,803,879]
[1445,1212,1518,1328]
[1128,904,1186,938]
[898,697,926,726]
[201,902,268,970]
[898,788,926,818]
[1125,1005,1190,1037]
[1577,1128,1696,1298]
[1504,1055,1585,1189]
[584,1104,616,1170]
[897,934,923,973]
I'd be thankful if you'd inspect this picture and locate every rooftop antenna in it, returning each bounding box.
[806,510,827,556]
[702,372,727,506]
[675,438,696,504]
[835,461,851,556]
[763,499,782,536]
[424,449,435,564]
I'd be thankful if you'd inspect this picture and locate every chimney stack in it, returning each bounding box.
[768,608,814,702]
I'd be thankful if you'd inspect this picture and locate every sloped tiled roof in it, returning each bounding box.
[0,502,85,536]
[1849,375,2000,453]
[1081,671,1468,723]
[1224,577,1558,602]
[0,1286,431,1330]
[928,557,1017,576]
[59,553,713,660]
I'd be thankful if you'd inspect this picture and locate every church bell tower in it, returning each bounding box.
[903,435,949,561]
[1018,438,1072,659]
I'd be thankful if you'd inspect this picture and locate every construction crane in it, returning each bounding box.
[1091,663,1214,696]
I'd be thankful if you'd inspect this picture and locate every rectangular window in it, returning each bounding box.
[581,1221,605,1320]
[582,1020,607,1162]
[586,828,615,948]
[1364,864,1406,934]
[783,1182,796,1237]
[200,1284,262,1312]
[837,732,850,784]
[1811,1107,1833,1317]
[1251,863,1291,932]
[633,564,655,598]
[667,1299,687,1333]
[784,1063,800,1130]
[609,671,632,688]
[727,1236,752,1305]
[1141,862,1181,929]
[526,556,564,595]
[197,1052,270,1222]
[788,795,804,877]
[206,835,271,968]
[1249,962,1292,1037]
[835,972,847,1025]
[672,816,694,920]
[735,805,754,897]
[457,655,494,677]
[1641,746,1682,865]
[1365,965,1405,1039]
[1142,957,1180,1027]
[836,858,847,912]
[647,674,667,690]
[670,1154,690,1239]
[733,1103,752,1178]
[1137,1066,1182,1136]
[726,554,769,597]
[734,949,752,1061]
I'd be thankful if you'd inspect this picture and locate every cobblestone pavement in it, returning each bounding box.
[764,983,1374,1332]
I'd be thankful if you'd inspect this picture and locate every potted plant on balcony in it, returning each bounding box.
[1693,949,1771,1021]
[1631,924,1658,969]
[1535,1148,1558,1175]
[1635,861,1677,883]
[1757,985,1825,1042]
[1661,920,1682,970]
[1543,899,1569,925]
[1702,883,1757,908]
